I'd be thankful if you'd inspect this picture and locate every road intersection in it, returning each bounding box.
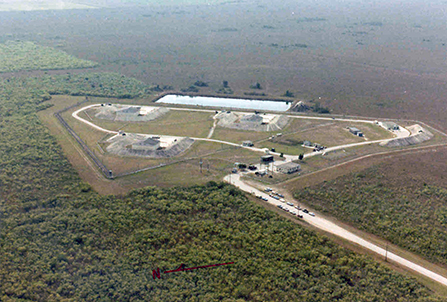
[72,102,447,288]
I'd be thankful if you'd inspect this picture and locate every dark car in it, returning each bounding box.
[303,209,309,213]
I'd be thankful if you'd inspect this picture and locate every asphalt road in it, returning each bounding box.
[225,173,447,287]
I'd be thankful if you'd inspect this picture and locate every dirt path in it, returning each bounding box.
[207,114,219,139]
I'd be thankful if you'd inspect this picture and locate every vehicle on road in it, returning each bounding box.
[309,212,315,217]
[279,198,285,203]
[286,202,294,206]
[303,209,309,213]
[265,187,272,192]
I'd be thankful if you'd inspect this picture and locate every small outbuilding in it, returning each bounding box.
[381,122,400,131]
[275,162,301,174]
[348,127,363,137]
[242,140,254,147]
[261,155,274,163]
[303,140,313,147]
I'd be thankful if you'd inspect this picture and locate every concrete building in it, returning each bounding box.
[348,127,363,137]
[261,155,274,163]
[303,140,313,147]
[381,122,400,131]
[242,140,254,147]
[275,162,301,174]
[132,137,160,151]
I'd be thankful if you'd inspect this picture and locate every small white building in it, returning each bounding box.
[275,162,301,174]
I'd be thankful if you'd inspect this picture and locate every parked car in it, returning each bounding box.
[272,196,279,200]
[309,212,315,217]
[286,202,294,207]
[265,187,272,192]
[303,209,309,213]
[279,198,285,203]
[277,205,283,209]
[277,193,284,198]
[262,197,268,201]
[297,214,303,218]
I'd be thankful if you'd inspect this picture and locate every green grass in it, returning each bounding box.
[121,110,214,138]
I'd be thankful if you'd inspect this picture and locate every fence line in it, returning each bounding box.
[54,98,113,179]
[55,98,243,180]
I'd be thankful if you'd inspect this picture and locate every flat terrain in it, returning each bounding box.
[0,41,97,72]
[96,109,215,138]
[39,96,267,193]
[2,0,447,131]
[288,146,447,269]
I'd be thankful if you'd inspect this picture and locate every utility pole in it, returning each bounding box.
[199,158,203,173]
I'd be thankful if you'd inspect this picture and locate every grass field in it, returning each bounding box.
[39,96,267,192]
[39,94,447,197]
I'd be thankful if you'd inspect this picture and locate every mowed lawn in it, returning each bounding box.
[120,110,214,138]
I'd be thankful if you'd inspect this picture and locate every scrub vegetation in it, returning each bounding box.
[0,41,98,72]
[26,72,152,99]
[294,158,447,267]
[0,75,443,301]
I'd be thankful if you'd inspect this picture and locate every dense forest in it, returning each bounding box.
[0,41,98,72]
[294,165,447,267]
[0,73,443,300]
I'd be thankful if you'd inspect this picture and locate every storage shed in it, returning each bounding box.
[275,162,301,174]
[261,155,274,163]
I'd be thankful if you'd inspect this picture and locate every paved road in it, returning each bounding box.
[72,103,447,287]
[74,104,410,159]
[225,173,447,287]
[72,105,118,134]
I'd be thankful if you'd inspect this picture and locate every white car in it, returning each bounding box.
[309,212,315,217]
